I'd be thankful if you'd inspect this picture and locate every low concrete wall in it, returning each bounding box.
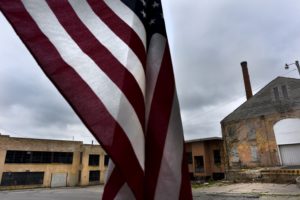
[226,170,262,182]
[226,168,300,183]
[296,176,300,188]
[261,169,300,183]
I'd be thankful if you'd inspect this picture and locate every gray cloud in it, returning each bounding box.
[0,13,91,142]
[162,0,300,139]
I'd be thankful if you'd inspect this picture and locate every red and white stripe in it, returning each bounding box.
[0,0,146,199]
[0,0,192,199]
[103,13,192,200]
[145,34,192,200]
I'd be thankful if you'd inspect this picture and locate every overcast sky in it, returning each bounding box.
[1,0,300,143]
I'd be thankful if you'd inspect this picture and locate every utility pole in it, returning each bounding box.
[296,61,300,76]
[285,60,300,76]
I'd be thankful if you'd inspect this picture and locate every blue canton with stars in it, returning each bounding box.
[121,0,167,45]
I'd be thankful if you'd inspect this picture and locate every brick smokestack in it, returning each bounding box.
[241,61,253,100]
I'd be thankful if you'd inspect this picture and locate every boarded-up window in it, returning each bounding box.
[248,128,256,140]
[273,87,280,101]
[228,127,235,137]
[281,85,289,99]
[250,146,258,161]
[231,146,239,162]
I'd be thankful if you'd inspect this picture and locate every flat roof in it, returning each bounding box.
[185,137,223,143]
[0,134,83,144]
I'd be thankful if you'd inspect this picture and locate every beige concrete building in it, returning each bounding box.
[185,137,225,181]
[0,134,108,189]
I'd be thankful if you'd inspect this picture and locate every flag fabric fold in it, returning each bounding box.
[0,0,192,199]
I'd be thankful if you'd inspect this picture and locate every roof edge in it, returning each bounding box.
[185,137,223,143]
[221,76,299,123]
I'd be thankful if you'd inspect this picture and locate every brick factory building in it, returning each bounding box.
[185,137,225,181]
[221,62,300,176]
[0,134,108,189]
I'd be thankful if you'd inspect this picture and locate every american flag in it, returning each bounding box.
[0,0,192,199]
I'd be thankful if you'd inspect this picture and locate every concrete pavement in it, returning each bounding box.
[0,186,104,200]
[0,186,259,200]
[0,183,299,200]
[193,182,300,199]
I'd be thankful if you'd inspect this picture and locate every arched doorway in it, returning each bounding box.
[273,118,300,166]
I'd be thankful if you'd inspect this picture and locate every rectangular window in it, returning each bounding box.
[186,152,193,164]
[1,172,44,186]
[273,87,280,101]
[52,152,73,164]
[281,85,289,99]
[79,152,83,164]
[194,156,204,173]
[89,170,100,182]
[89,154,100,166]
[32,151,52,163]
[41,152,52,163]
[248,128,256,140]
[78,170,81,183]
[5,151,73,164]
[250,146,258,161]
[231,146,239,162]
[213,150,221,165]
[227,127,236,139]
[104,155,109,167]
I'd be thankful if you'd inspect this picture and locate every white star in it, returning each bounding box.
[140,0,146,6]
[160,13,164,19]
[141,10,146,18]
[152,1,159,8]
[149,19,156,25]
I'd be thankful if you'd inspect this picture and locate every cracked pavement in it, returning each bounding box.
[0,183,299,200]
